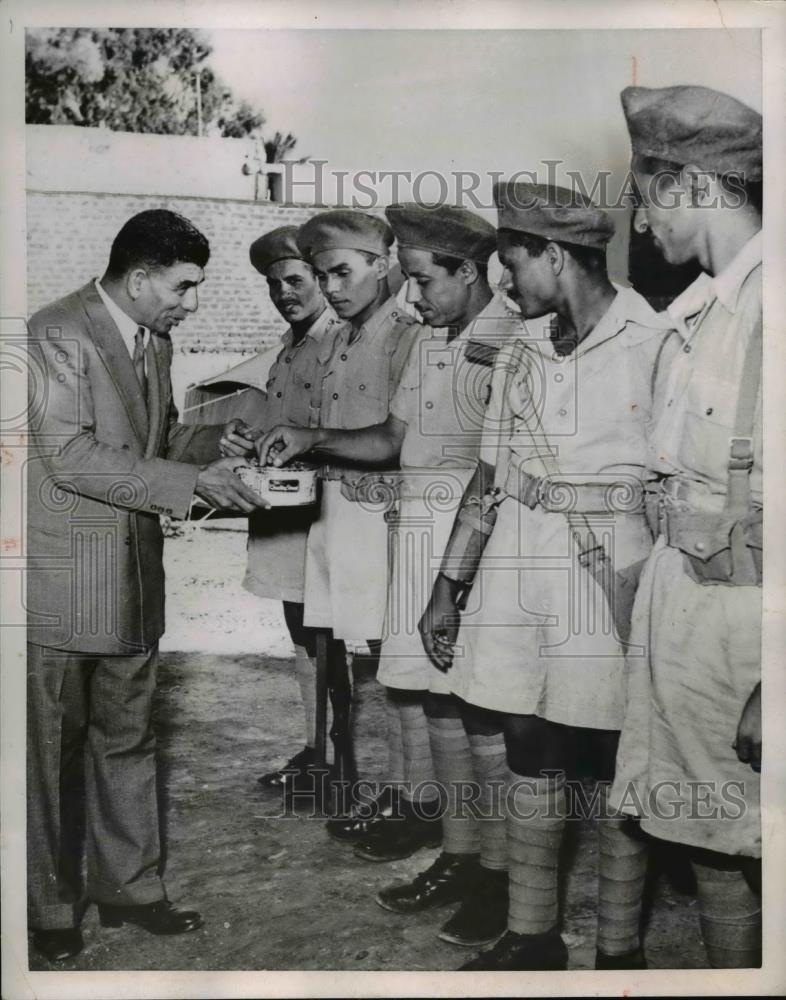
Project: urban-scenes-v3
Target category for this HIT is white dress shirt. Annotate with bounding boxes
[95,279,148,374]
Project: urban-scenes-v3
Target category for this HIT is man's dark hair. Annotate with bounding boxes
[503,229,607,275]
[106,209,210,278]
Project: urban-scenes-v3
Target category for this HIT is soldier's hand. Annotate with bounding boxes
[256,425,318,467]
[419,574,464,673]
[194,457,270,513]
[734,682,761,773]
[219,418,260,458]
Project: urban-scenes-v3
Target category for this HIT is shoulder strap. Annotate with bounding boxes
[726,315,762,515]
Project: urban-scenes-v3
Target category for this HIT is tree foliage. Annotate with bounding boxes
[25,28,268,139]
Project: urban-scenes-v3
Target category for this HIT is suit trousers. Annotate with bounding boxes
[27,641,166,930]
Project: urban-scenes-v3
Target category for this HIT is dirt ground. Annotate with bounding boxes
[28,523,710,973]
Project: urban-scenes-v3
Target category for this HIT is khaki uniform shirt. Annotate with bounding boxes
[650,231,762,502]
[317,292,424,488]
[256,305,341,431]
[390,294,522,472]
[244,305,341,605]
[482,284,671,483]
[449,284,673,728]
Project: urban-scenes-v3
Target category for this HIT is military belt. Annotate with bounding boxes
[503,465,645,515]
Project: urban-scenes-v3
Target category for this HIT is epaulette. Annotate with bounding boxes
[464,340,499,368]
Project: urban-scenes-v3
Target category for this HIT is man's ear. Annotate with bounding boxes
[126,267,147,301]
[459,260,480,285]
[545,241,565,276]
[681,162,716,209]
[374,254,390,281]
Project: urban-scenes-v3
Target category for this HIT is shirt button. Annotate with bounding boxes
[332,393,339,400]
[425,401,434,409]
[305,382,312,389]
[359,384,366,391]
[554,373,564,383]
[392,311,398,318]
[683,345,692,354]
[276,391,282,398]
[285,356,291,363]
[437,361,445,370]
[695,542,706,553]
[340,353,348,361]
[705,407,713,416]
[558,408,567,416]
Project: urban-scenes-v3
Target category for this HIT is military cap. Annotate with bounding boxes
[296,209,393,259]
[621,85,762,181]
[494,181,615,249]
[249,226,303,275]
[385,203,498,263]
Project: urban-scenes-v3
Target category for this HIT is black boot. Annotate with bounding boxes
[595,946,647,970]
[257,745,316,791]
[439,868,508,947]
[326,786,399,843]
[353,799,442,862]
[459,928,569,971]
[376,852,479,913]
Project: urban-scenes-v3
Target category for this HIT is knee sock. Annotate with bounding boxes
[427,717,479,855]
[384,692,405,788]
[395,696,436,808]
[294,645,317,748]
[506,772,566,935]
[468,731,508,871]
[692,859,762,968]
[596,791,649,956]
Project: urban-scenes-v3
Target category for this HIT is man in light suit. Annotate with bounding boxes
[25,209,263,963]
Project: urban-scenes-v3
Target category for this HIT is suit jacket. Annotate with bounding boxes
[26,281,223,654]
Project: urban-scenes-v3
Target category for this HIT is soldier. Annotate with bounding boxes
[609,85,763,969]
[259,205,522,889]
[237,225,342,792]
[280,210,430,851]
[420,182,673,970]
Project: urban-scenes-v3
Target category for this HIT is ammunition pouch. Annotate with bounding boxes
[662,506,762,587]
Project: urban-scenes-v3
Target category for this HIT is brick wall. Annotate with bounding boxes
[27,191,325,355]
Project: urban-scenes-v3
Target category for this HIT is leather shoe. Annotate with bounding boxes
[438,868,508,946]
[459,928,569,971]
[257,745,317,791]
[326,787,399,842]
[98,899,203,934]
[376,852,479,913]
[354,805,442,862]
[595,946,647,970]
[31,928,83,962]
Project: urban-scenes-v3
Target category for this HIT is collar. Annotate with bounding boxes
[352,291,402,342]
[537,283,669,360]
[281,304,338,350]
[667,230,762,337]
[95,279,147,347]
[709,229,762,314]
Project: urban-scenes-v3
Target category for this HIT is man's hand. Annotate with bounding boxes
[219,418,261,458]
[256,425,318,467]
[734,682,761,773]
[194,457,270,513]
[418,573,466,673]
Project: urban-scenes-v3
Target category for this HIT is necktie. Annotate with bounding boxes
[133,326,148,400]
